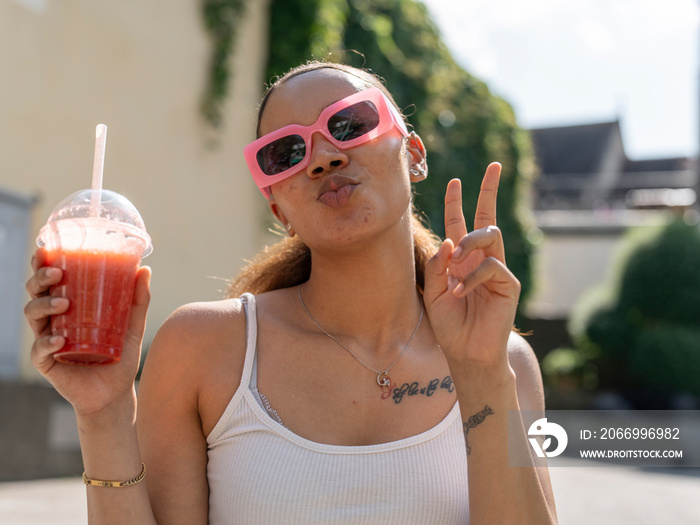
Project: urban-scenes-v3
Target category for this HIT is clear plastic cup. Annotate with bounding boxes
[37,189,152,365]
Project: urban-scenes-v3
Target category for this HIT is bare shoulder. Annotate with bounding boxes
[139,297,249,432]
[154,297,247,348]
[506,331,538,376]
[136,298,248,523]
[146,298,247,371]
[507,332,545,411]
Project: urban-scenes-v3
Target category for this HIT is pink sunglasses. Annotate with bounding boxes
[244,87,409,198]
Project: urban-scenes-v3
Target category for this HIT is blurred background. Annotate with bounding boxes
[1,0,699,522]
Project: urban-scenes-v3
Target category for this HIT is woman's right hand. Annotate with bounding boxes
[24,247,152,417]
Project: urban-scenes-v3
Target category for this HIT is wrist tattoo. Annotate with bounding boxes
[463,405,494,456]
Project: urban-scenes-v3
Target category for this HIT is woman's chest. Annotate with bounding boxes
[255,334,458,446]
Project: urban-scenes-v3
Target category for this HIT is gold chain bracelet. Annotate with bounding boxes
[82,463,146,488]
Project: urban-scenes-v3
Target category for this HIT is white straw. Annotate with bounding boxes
[90,124,107,217]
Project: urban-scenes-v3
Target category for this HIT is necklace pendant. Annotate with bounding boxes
[377,370,391,388]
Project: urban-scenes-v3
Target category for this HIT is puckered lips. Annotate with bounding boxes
[316,174,359,208]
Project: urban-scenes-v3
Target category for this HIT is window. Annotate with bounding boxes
[0,187,35,378]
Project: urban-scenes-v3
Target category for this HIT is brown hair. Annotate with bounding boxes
[254,61,404,138]
[227,61,440,298]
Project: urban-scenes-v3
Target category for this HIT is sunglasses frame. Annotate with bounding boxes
[244,87,409,198]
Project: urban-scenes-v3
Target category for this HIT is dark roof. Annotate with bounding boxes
[529,120,697,212]
[530,121,621,175]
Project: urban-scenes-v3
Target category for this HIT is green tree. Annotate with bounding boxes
[574,219,700,399]
[264,0,537,313]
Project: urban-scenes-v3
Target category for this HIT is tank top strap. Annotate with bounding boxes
[239,292,259,392]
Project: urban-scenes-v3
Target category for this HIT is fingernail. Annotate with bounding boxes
[453,282,465,295]
[50,297,67,307]
[46,267,59,278]
[49,336,62,346]
[452,246,463,259]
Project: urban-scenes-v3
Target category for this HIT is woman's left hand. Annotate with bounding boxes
[422,162,521,369]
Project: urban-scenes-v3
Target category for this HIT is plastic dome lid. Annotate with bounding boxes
[37,189,152,257]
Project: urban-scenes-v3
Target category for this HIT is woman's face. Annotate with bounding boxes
[259,69,425,252]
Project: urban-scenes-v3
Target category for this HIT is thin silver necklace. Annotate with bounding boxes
[297,284,424,391]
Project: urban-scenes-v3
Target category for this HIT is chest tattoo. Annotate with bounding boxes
[391,375,455,404]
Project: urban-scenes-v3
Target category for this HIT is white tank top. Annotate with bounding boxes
[206,293,470,524]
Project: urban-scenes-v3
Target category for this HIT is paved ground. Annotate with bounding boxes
[0,476,86,525]
[1,458,699,524]
[548,458,700,524]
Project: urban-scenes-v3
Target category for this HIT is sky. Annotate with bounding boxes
[421,0,700,160]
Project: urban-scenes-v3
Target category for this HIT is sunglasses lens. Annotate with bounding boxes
[257,134,306,176]
[328,101,380,142]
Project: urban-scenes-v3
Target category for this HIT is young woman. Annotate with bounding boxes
[25,62,557,524]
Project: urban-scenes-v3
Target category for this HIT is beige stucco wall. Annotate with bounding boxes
[527,210,672,320]
[527,233,621,319]
[1,0,272,379]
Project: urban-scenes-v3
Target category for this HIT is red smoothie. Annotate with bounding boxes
[45,245,142,365]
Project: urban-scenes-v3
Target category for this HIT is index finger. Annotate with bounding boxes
[31,247,48,273]
[444,178,467,243]
[473,162,502,231]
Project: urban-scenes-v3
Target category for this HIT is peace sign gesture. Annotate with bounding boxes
[423,162,521,369]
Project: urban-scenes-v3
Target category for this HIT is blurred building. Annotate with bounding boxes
[525,119,698,347]
[0,0,271,480]
[0,0,273,380]
[532,120,697,213]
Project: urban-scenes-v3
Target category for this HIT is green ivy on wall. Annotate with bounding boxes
[201,0,248,128]
[264,0,538,312]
